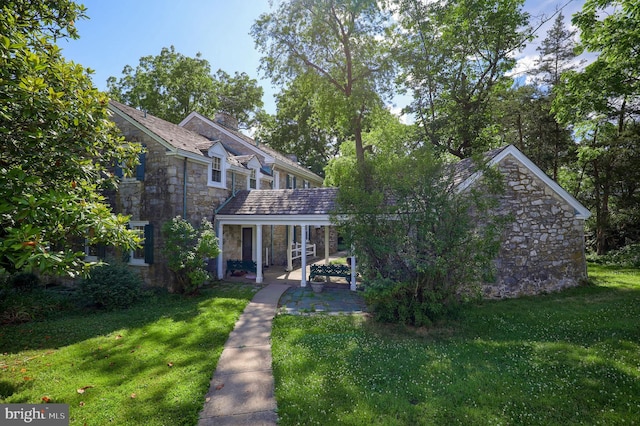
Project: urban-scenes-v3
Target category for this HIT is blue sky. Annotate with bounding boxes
[61,0,586,116]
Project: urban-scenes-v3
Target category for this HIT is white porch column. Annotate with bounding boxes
[350,248,356,291]
[324,226,330,265]
[256,225,263,284]
[301,225,307,287]
[216,221,224,280]
[286,225,293,271]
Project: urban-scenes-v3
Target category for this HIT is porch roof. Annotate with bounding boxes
[215,188,339,226]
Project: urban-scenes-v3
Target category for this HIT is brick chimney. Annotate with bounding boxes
[214,112,238,131]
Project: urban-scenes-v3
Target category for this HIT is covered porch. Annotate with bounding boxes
[214,188,357,290]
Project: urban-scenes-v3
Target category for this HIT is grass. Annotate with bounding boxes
[0,283,257,425]
[271,264,640,425]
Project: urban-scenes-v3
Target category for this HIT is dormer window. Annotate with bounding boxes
[206,142,228,189]
[211,156,222,183]
[249,169,257,189]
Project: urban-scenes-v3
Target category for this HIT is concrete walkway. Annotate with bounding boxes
[198,283,290,426]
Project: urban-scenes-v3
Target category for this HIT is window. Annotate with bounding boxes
[286,174,297,189]
[273,171,280,189]
[249,169,257,189]
[303,180,310,188]
[128,221,153,266]
[211,156,222,183]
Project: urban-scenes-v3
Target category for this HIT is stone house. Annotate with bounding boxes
[105,101,332,290]
[105,100,590,297]
[454,145,591,298]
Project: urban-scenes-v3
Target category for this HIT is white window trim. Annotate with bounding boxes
[273,171,280,189]
[247,167,261,190]
[208,154,227,189]
[129,220,150,266]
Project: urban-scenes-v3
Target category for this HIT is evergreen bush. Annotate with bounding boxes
[80,262,143,309]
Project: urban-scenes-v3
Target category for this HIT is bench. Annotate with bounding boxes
[309,264,352,284]
[226,259,257,276]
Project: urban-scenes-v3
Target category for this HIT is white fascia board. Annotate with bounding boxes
[109,104,177,154]
[178,111,199,127]
[179,112,276,163]
[166,149,210,165]
[459,145,592,220]
[216,214,335,226]
[273,161,324,185]
[229,164,250,175]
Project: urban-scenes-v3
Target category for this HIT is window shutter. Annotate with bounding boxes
[293,176,297,189]
[136,152,146,181]
[115,163,123,178]
[144,224,154,264]
[96,244,106,259]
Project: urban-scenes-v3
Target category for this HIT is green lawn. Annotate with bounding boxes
[272,265,640,425]
[0,283,257,425]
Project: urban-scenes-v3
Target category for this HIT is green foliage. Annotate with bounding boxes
[393,0,531,159]
[0,0,140,278]
[0,286,77,324]
[7,272,40,293]
[0,283,255,425]
[272,266,640,425]
[80,262,143,310]
[161,217,220,294]
[107,46,264,127]
[334,134,504,325]
[252,0,395,166]
[587,243,640,268]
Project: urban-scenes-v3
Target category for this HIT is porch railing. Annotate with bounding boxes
[290,241,316,260]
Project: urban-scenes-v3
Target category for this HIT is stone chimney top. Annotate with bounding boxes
[214,112,238,131]
[286,154,298,163]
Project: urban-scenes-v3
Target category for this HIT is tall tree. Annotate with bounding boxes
[257,73,344,177]
[0,0,140,277]
[529,12,580,180]
[394,0,531,159]
[554,0,640,254]
[107,46,264,128]
[251,0,395,169]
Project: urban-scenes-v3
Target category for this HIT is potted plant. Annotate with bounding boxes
[310,276,325,293]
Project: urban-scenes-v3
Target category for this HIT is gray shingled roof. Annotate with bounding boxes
[452,146,508,187]
[109,101,213,156]
[216,188,339,216]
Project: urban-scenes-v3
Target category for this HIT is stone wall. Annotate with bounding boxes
[111,114,229,291]
[481,156,588,298]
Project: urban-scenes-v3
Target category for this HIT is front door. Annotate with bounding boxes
[242,227,253,262]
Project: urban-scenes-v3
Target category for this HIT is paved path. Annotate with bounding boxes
[198,283,290,426]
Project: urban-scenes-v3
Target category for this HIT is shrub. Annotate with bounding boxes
[162,217,220,294]
[587,243,640,268]
[8,272,40,293]
[336,151,503,326]
[80,262,143,309]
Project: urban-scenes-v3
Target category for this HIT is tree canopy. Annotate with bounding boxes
[107,46,264,128]
[393,0,531,159]
[0,0,140,277]
[252,0,395,168]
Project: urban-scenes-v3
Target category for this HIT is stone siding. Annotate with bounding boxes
[111,114,229,291]
[481,157,588,298]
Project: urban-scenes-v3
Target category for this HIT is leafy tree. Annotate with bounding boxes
[528,12,580,180]
[334,144,503,326]
[553,0,640,254]
[257,73,346,176]
[161,217,219,294]
[394,0,531,159]
[107,46,264,128]
[0,0,140,277]
[252,0,395,169]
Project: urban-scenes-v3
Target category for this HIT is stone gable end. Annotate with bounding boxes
[482,156,588,298]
